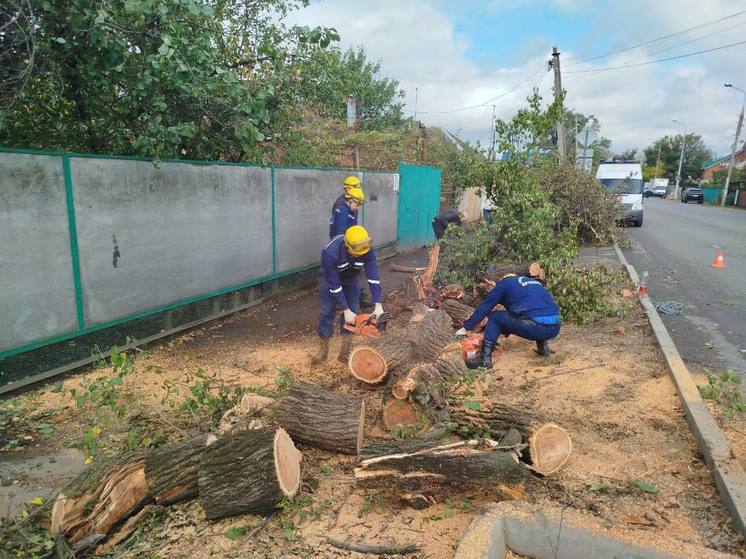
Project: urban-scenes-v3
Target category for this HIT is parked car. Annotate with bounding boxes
[652,185,667,197]
[681,187,703,204]
[643,187,654,198]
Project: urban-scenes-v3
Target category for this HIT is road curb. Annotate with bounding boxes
[613,243,746,539]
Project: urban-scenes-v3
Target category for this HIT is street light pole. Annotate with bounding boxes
[673,120,687,199]
[722,83,746,207]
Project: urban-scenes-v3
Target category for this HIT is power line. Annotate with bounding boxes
[411,63,547,115]
[566,9,746,68]
[566,39,746,74]
[643,19,746,59]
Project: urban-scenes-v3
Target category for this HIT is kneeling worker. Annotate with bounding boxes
[456,273,560,368]
[312,225,385,365]
[432,209,464,240]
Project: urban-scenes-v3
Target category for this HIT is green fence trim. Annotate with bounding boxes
[0,147,397,174]
[271,166,277,274]
[62,156,86,331]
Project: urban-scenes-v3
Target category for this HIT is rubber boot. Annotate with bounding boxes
[337,335,353,364]
[536,340,555,356]
[310,337,329,366]
[465,340,496,369]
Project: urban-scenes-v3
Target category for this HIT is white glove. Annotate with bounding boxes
[372,303,384,319]
[455,327,469,338]
[343,309,357,325]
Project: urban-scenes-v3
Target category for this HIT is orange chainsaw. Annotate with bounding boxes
[343,313,389,337]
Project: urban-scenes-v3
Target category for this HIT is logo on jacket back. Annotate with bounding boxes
[518,276,542,287]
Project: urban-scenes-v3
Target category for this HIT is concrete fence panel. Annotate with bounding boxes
[361,172,399,247]
[0,153,79,351]
[70,158,272,326]
[273,169,361,272]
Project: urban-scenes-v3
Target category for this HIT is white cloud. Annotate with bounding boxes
[289,0,746,156]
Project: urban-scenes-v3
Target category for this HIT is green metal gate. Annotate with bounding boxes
[396,163,442,250]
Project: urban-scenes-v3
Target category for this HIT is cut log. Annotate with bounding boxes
[349,310,454,385]
[274,381,365,454]
[356,439,528,488]
[419,243,440,293]
[528,423,572,476]
[144,433,212,506]
[198,427,300,520]
[448,400,539,440]
[50,457,150,544]
[349,332,415,384]
[390,263,427,273]
[408,301,433,323]
[391,353,470,402]
[441,299,475,327]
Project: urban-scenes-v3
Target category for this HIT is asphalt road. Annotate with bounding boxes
[622,197,746,375]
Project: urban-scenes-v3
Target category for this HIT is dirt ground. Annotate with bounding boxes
[3,262,746,558]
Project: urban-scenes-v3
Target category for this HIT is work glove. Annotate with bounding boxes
[454,327,469,338]
[372,303,384,319]
[343,309,357,325]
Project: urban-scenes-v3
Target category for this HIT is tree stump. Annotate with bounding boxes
[145,433,213,506]
[275,381,365,454]
[355,439,528,488]
[198,427,301,520]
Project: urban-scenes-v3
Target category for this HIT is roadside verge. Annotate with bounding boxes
[614,243,746,539]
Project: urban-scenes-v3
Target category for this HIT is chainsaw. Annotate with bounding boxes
[343,312,390,337]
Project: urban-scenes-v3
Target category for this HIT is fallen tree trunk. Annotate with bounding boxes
[198,427,301,520]
[50,456,150,544]
[349,310,454,384]
[145,433,214,506]
[275,381,365,454]
[448,400,539,440]
[441,299,475,327]
[355,439,528,488]
[391,352,469,402]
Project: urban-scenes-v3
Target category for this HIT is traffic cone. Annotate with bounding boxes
[711,250,726,269]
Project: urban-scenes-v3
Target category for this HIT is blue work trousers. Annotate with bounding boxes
[482,209,494,224]
[317,273,361,338]
[484,311,560,345]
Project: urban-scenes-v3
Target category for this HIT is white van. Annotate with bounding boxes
[596,160,644,227]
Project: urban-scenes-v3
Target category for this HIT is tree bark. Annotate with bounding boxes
[355,439,527,488]
[349,310,454,384]
[198,427,300,520]
[441,299,475,327]
[448,400,540,440]
[144,433,213,506]
[274,381,365,454]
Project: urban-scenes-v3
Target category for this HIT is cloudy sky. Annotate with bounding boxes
[287,0,746,158]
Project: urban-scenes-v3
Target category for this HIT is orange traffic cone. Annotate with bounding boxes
[711,250,726,269]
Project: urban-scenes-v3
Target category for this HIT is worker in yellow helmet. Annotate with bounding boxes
[329,186,364,238]
[332,176,362,217]
[311,225,385,365]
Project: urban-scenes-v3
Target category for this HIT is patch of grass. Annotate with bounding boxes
[357,492,386,518]
[634,479,658,494]
[0,399,58,451]
[0,509,56,558]
[699,370,746,413]
[278,493,316,541]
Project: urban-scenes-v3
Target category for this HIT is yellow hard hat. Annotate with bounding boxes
[343,176,361,190]
[345,186,365,205]
[344,225,372,256]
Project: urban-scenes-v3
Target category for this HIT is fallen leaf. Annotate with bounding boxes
[29,497,44,506]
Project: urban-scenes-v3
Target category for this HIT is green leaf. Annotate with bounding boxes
[52,380,64,393]
[320,466,332,475]
[589,482,609,492]
[634,479,658,493]
[54,37,66,44]
[462,400,481,410]
[224,526,247,541]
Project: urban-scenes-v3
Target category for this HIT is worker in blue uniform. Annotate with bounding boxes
[329,186,364,238]
[333,175,362,212]
[311,225,385,366]
[456,274,560,368]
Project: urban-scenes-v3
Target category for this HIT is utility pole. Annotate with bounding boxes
[414,87,418,122]
[722,83,745,206]
[673,119,686,199]
[653,143,661,186]
[551,46,567,160]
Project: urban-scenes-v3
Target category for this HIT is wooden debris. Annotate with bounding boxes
[198,427,301,520]
[275,381,365,454]
[355,439,528,489]
[327,537,422,555]
[441,299,475,327]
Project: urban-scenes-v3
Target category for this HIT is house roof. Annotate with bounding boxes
[701,147,746,170]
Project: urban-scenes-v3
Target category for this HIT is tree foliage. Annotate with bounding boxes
[0,0,338,160]
[643,134,713,185]
[287,46,405,130]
